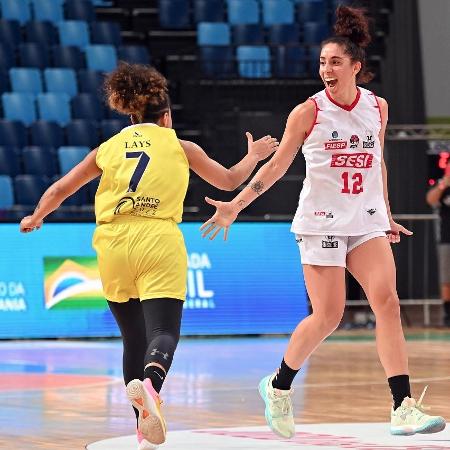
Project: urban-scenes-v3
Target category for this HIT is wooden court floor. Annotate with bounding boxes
[0,330,449,449]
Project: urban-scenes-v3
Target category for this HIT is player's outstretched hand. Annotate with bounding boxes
[386,220,413,244]
[246,132,279,162]
[200,197,240,241]
[20,215,43,233]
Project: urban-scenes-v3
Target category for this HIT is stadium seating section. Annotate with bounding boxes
[0,0,369,218]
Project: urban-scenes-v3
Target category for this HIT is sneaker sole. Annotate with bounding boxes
[127,379,166,445]
[391,418,446,436]
[390,426,415,436]
[415,418,446,434]
[258,376,295,439]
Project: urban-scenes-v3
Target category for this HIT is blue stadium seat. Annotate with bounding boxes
[227,0,259,25]
[275,45,307,77]
[14,174,50,206]
[0,120,28,147]
[30,121,65,147]
[199,46,235,78]
[0,70,9,94]
[57,146,90,175]
[22,146,58,176]
[261,0,294,25]
[268,23,300,45]
[65,0,96,22]
[193,0,225,22]
[0,0,31,25]
[0,19,21,47]
[9,68,43,94]
[0,175,14,208]
[78,69,104,93]
[58,21,90,49]
[117,45,151,65]
[25,21,58,46]
[303,21,329,45]
[159,0,191,29]
[44,68,78,98]
[2,93,37,125]
[296,1,328,23]
[197,23,231,46]
[52,45,86,70]
[232,24,264,45]
[31,0,64,23]
[19,43,50,69]
[66,120,99,147]
[37,93,71,126]
[91,21,122,46]
[72,93,105,121]
[0,44,15,68]
[85,45,117,71]
[237,45,271,78]
[100,119,126,141]
[0,146,21,177]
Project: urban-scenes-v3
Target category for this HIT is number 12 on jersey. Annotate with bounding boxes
[341,171,363,194]
[126,151,150,192]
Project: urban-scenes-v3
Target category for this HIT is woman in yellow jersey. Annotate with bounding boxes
[19,62,278,449]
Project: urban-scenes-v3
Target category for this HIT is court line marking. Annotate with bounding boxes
[2,375,450,398]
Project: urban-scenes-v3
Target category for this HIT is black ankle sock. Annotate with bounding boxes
[144,365,166,393]
[388,374,411,410]
[444,301,450,319]
[271,358,299,390]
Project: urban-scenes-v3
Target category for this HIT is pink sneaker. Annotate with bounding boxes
[126,378,167,445]
[137,429,158,450]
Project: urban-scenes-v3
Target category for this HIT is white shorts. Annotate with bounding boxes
[296,231,386,267]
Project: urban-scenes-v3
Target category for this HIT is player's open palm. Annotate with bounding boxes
[246,132,279,162]
[200,197,239,241]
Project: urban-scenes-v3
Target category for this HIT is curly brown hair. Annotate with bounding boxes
[322,6,374,84]
[103,62,170,122]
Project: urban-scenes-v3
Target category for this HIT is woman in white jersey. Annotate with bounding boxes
[200,6,445,438]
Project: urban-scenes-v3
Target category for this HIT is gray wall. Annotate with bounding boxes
[418,0,450,120]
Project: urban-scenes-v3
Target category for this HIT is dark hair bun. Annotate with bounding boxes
[334,6,371,48]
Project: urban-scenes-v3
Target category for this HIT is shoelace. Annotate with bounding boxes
[415,385,431,413]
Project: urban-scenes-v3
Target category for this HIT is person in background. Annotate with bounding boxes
[426,161,450,327]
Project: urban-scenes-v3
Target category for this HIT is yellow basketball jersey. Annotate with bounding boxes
[95,123,189,224]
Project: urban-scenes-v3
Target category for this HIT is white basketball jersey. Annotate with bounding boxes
[291,87,390,236]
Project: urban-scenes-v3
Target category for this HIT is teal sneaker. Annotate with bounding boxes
[258,373,295,439]
[390,386,446,435]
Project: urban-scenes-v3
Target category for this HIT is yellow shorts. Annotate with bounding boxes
[92,216,187,303]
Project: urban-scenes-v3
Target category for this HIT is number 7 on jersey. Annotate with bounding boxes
[126,151,150,192]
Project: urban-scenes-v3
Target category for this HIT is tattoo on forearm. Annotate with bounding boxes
[250,180,264,195]
[237,200,246,209]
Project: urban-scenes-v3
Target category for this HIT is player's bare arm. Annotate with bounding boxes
[200,100,315,240]
[20,149,102,232]
[378,96,412,242]
[180,133,278,191]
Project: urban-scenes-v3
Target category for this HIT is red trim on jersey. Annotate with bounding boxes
[305,97,319,139]
[370,91,383,124]
[325,87,361,112]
